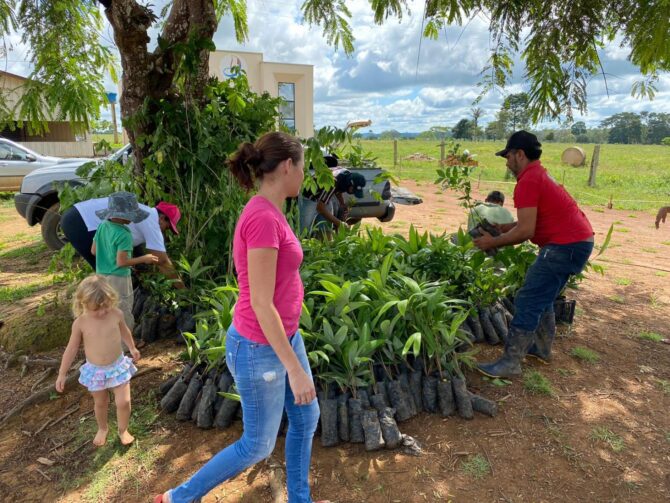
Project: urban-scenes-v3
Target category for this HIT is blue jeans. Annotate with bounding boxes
[169,326,320,503]
[512,240,594,332]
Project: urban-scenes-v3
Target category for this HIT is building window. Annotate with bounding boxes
[278,82,295,132]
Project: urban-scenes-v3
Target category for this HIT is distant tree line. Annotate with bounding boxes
[359,92,670,145]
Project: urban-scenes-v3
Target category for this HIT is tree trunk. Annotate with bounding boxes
[100,0,217,182]
[185,1,218,101]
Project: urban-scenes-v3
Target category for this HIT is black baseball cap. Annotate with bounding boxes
[335,170,366,198]
[324,154,339,168]
[495,130,542,158]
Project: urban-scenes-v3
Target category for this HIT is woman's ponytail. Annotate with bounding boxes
[228,142,263,190]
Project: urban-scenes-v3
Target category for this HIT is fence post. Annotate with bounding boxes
[393,140,398,168]
[588,144,600,187]
[440,141,445,165]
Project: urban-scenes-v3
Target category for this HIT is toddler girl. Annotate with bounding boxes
[56,275,141,446]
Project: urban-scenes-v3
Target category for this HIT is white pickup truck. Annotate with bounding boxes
[14,145,396,250]
[14,145,131,249]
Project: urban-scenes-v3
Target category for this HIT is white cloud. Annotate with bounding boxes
[1,0,668,132]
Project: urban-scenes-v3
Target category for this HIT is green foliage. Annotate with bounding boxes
[0,242,47,260]
[182,286,238,369]
[58,391,161,498]
[58,76,282,280]
[302,126,349,197]
[501,93,530,131]
[93,138,114,156]
[213,0,249,42]
[300,125,384,221]
[48,244,91,285]
[422,1,668,121]
[482,376,512,387]
[570,346,600,363]
[435,142,477,210]
[452,119,474,140]
[566,223,613,289]
[523,370,554,396]
[0,1,115,134]
[637,331,663,342]
[0,282,49,303]
[341,144,378,168]
[460,454,491,479]
[58,157,136,213]
[296,223,540,392]
[2,0,667,137]
[302,0,355,54]
[571,121,587,136]
[137,75,281,277]
[591,427,625,452]
[602,113,643,144]
[361,139,669,211]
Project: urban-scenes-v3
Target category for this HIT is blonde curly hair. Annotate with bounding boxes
[72,275,119,317]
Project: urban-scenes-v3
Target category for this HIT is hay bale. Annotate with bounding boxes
[561,146,586,167]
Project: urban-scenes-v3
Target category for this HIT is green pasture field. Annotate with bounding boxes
[359,140,670,211]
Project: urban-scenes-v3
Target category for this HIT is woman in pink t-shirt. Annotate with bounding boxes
[156,132,327,503]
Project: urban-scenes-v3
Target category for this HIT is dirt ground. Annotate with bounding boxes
[0,184,669,503]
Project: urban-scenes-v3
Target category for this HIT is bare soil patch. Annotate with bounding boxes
[0,185,669,502]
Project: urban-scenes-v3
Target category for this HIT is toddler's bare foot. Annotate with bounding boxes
[119,429,135,445]
[93,428,108,447]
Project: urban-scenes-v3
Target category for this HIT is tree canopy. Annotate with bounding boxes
[0,1,113,133]
[0,0,667,165]
[308,0,670,122]
[452,118,473,139]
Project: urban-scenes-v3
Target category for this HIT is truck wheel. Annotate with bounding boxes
[41,203,67,250]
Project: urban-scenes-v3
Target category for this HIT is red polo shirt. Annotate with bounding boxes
[514,160,593,247]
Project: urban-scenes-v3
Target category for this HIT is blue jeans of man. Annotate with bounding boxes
[169,325,320,503]
[512,240,594,332]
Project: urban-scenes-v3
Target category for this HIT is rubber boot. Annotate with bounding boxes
[527,311,556,363]
[477,326,535,378]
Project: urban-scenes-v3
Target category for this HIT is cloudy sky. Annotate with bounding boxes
[4,0,669,132]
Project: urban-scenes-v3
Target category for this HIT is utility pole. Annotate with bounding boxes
[106,92,119,144]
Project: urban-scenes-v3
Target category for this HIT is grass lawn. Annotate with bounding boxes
[90,133,124,154]
[359,140,670,211]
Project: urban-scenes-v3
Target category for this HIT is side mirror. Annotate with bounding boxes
[26,154,36,162]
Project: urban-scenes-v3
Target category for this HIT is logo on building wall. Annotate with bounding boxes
[221,55,248,79]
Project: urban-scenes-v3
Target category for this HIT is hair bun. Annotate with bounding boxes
[242,143,263,167]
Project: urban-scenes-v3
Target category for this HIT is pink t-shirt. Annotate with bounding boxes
[232,196,304,343]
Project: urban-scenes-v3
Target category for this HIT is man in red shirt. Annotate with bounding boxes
[474,131,594,377]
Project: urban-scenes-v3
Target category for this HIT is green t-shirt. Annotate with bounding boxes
[468,202,515,230]
[94,220,133,276]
